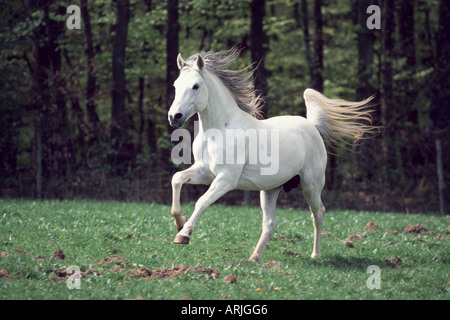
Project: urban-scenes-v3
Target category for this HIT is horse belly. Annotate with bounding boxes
[236,137,305,191]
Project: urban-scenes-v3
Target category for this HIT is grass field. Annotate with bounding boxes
[0,198,448,300]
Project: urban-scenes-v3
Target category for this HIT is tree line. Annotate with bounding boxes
[0,0,448,214]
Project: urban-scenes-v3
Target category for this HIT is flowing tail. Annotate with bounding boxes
[304,88,378,149]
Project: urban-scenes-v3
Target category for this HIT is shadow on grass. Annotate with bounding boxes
[308,254,387,271]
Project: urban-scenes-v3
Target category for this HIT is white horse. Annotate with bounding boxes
[168,48,376,261]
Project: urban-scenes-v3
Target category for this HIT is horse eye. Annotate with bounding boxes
[192,84,200,90]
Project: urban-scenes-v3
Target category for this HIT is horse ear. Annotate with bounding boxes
[177,53,185,70]
[196,55,204,70]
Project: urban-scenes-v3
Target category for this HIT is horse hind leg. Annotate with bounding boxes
[301,175,326,259]
[249,187,282,262]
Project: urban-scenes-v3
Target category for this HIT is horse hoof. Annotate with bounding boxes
[173,234,190,244]
[248,254,260,262]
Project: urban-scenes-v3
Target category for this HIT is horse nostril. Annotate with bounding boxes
[174,113,183,120]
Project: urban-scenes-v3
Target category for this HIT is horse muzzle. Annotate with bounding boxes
[168,112,186,128]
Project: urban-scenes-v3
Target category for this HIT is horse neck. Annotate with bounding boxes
[197,71,251,131]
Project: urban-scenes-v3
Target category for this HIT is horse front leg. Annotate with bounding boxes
[173,172,238,244]
[171,163,213,232]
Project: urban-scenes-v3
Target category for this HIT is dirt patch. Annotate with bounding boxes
[402,224,431,234]
[281,249,301,258]
[0,269,10,279]
[262,260,282,269]
[98,255,129,266]
[52,249,65,260]
[14,249,29,255]
[273,236,297,244]
[436,231,450,240]
[384,257,402,268]
[346,232,365,242]
[192,266,221,279]
[152,265,189,279]
[364,222,380,232]
[345,241,354,248]
[128,265,220,280]
[51,268,96,282]
[224,275,237,284]
[128,267,153,279]
[48,255,221,282]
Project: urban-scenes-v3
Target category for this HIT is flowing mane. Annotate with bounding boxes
[183,48,264,118]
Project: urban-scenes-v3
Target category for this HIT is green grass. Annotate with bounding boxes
[0,198,448,300]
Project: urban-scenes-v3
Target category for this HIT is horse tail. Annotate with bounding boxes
[303,88,378,149]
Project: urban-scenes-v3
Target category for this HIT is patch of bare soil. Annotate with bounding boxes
[192,266,221,279]
[128,265,220,280]
[262,260,282,269]
[344,230,367,248]
[0,269,11,279]
[364,222,380,232]
[281,249,301,258]
[384,257,402,268]
[45,255,220,282]
[435,230,450,240]
[128,267,153,279]
[52,249,65,260]
[272,236,297,244]
[402,224,432,234]
[224,275,237,284]
[345,241,354,248]
[345,231,365,248]
[98,255,130,266]
[51,268,96,282]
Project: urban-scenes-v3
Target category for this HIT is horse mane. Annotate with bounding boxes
[184,47,264,119]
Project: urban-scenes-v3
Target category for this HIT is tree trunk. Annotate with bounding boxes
[398,0,418,128]
[136,77,145,157]
[166,0,179,110]
[380,0,395,191]
[356,0,375,101]
[36,123,42,199]
[80,0,101,142]
[354,0,376,183]
[311,0,335,188]
[29,0,71,196]
[110,0,131,175]
[164,0,180,171]
[430,0,450,214]
[398,0,415,67]
[311,0,323,93]
[294,0,314,85]
[250,0,268,118]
